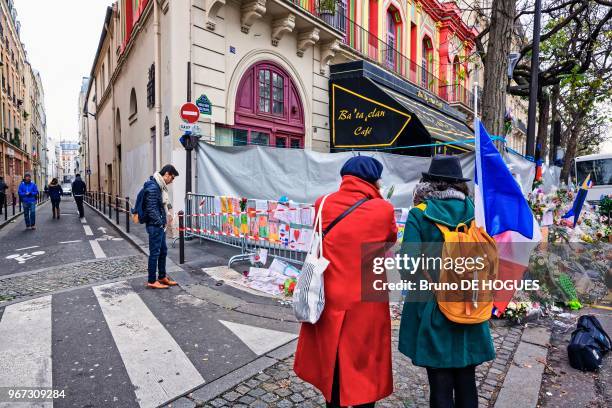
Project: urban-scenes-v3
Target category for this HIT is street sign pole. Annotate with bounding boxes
[179,102,200,194]
[526,0,542,159]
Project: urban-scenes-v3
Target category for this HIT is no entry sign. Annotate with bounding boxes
[180,102,200,124]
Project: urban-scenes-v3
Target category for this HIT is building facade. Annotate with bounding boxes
[78,77,90,184]
[58,141,79,184]
[0,0,46,198]
[84,0,478,211]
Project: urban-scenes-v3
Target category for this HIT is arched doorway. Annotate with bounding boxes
[221,61,305,148]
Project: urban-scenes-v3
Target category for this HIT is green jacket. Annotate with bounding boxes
[398,197,495,368]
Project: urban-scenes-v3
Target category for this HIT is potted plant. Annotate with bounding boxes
[318,0,336,26]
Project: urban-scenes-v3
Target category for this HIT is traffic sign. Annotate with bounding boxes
[180,102,200,123]
[179,123,201,134]
[196,95,212,115]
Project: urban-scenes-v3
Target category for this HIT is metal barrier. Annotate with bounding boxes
[181,193,314,267]
[85,191,132,233]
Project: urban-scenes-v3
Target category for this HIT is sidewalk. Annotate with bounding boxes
[538,307,612,407]
[86,202,612,408]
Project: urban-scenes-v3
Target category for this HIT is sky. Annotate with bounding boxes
[15,0,113,143]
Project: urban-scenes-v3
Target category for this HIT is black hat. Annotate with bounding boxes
[422,156,470,183]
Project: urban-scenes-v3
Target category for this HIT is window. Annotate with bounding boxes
[258,69,271,113]
[147,64,155,108]
[258,69,284,116]
[421,36,434,91]
[129,88,137,123]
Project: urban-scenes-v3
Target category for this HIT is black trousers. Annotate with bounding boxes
[0,193,4,213]
[426,366,478,408]
[325,358,376,408]
[74,196,85,218]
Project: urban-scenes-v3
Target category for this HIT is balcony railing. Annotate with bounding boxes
[289,1,476,110]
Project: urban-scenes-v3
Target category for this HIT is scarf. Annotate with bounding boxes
[153,172,172,210]
[412,181,466,206]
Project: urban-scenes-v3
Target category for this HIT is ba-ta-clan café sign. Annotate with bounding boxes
[331,83,411,148]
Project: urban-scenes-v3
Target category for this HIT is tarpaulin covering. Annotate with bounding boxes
[197,142,536,207]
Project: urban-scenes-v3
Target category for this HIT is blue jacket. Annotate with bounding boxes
[18,181,39,204]
[143,177,166,227]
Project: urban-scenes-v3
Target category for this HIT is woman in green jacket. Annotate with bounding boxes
[398,156,495,408]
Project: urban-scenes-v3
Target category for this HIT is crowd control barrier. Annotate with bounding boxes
[180,193,315,266]
[178,193,410,267]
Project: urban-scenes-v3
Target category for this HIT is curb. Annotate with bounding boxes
[84,200,149,256]
[494,326,551,408]
[83,201,186,275]
[161,339,298,408]
[0,199,49,230]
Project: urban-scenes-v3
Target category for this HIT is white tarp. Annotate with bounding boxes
[196,142,534,207]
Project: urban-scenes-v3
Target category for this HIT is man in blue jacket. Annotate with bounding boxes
[143,164,179,289]
[18,172,39,230]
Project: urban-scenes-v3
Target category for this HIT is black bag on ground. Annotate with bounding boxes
[567,315,611,371]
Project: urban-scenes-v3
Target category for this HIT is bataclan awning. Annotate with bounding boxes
[329,61,474,156]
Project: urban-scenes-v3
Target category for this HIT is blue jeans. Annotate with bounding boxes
[23,202,36,227]
[146,225,167,283]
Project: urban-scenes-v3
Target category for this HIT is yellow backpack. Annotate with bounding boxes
[416,203,499,324]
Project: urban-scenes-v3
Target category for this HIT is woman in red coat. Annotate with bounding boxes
[294,156,398,407]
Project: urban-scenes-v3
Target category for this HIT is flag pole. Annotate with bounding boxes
[473,82,479,120]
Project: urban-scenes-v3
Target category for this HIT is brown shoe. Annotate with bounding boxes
[147,281,169,289]
[158,277,178,286]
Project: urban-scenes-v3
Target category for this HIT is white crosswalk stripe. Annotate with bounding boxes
[0,281,298,408]
[93,282,205,408]
[0,296,53,408]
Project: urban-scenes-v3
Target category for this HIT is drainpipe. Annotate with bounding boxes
[154,0,162,168]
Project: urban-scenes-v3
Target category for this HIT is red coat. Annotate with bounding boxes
[294,175,398,406]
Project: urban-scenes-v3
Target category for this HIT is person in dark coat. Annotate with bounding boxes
[71,174,87,218]
[143,164,179,289]
[48,178,63,219]
[0,176,7,214]
[398,156,495,408]
[294,156,398,408]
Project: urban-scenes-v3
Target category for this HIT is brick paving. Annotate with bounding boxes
[0,255,147,304]
[171,323,523,408]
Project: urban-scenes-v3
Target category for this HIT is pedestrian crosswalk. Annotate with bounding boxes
[0,280,298,408]
[0,296,53,408]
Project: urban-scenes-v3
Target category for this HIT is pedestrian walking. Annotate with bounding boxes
[71,174,87,218]
[398,156,495,408]
[143,164,179,289]
[48,178,63,219]
[18,172,39,230]
[0,176,7,214]
[294,156,398,408]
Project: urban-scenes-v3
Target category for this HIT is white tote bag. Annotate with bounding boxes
[292,194,331,324]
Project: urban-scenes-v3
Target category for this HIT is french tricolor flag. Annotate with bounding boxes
[474,120,541,316]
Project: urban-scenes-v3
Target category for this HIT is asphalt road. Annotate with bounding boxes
[0,197,299,408]
[0,197,137,276]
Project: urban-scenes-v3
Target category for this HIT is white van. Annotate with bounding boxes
[574,153,612,201]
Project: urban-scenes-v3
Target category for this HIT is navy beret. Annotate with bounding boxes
[340,156,383,184]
